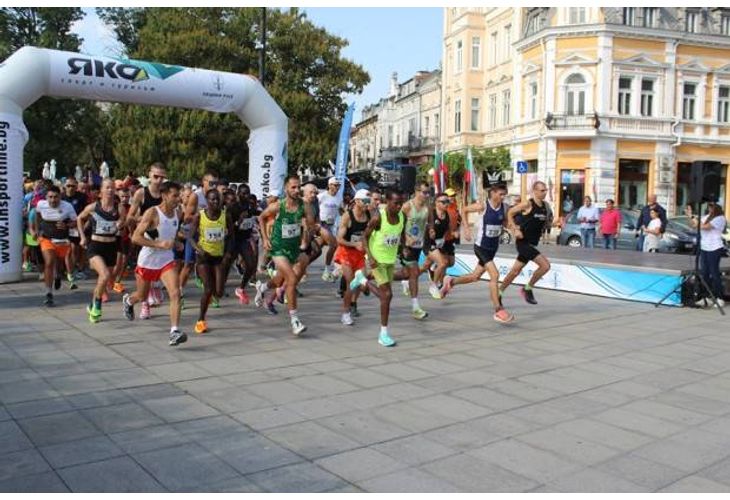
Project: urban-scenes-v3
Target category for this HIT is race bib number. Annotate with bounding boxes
[484,225,502,238]
[435,238,445,249]
[205,227,224,242]
[51,238,70,245]
[281,223,301,239]
[68,228,79,237]
[351,234,363,243]
[384,234,400,247]
[240,218,255,230]
[97,220,117,235]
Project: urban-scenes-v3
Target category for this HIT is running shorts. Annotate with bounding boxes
[516,240,541,264]
[39,237,71,258]
[135,260,176,282]
[372,263,395,287]
[400,246,423,266]
[270,247,300,265]
[334,245,366,272]
[196,252,223,267]
[473,245,497,267]
[87,240,118,267]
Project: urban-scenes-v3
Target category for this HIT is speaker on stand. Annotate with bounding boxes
[400,165,417,195]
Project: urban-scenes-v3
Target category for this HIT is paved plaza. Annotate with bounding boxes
[1,265,730,492]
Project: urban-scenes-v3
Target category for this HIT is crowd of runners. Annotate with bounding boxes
[22,162,552,348]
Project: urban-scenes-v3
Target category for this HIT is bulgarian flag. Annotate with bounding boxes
[433,146,441,194]
[464,146,478,203]
[439,150,448,192]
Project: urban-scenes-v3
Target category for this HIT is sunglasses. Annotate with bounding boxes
[438,199,450,204]
[65,184,77,188]
[151,174,165,180]
[420,190,430,195]
[358,198,371,204]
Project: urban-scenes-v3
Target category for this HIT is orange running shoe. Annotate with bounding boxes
[112,282,125,294]
[194,320,208,334]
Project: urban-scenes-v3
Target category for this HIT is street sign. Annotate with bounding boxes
[516,160,528,174]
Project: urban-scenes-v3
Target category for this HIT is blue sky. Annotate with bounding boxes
[72,7,443,122]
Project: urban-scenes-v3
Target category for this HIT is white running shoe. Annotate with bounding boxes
[322,269,335,282]
[401,280,410,297]
[291,317,307,336]
[341,312,354,326]
[429,284,442,300]
[254,281,267,308]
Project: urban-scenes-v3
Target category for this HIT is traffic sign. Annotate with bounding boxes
[516,160,528,174]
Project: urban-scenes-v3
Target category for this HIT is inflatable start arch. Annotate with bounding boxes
[0,46,288,283]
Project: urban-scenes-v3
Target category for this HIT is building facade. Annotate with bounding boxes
[443,7,730,217]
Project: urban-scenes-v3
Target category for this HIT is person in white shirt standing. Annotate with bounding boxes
[687,202,727,307]
[642,209,662,253]
[318,177,342,282]
[576,196,599,249]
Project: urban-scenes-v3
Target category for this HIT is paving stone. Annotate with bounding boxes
[659,475,730,492]
[133,443,240,491]
[82,402,164,433]
[595,454,687,491]
[290,374,360,396]
[0,379,60,403]
[262,420,361,459]
[593,407,683,438]
[330,367,395,388]
[47,373,116,396]
[553,418,654,451]
[517,427,623,466]
[18,411,100,447]
[421,453,540,492]
[140,395,219,423]
[248,462,350,493]
[196,431,302,475]
[372,434,456,466]
[173,415,246,440]
[65,389,132,409]
[194,386,271,414]
[315,447,408,482]
[6,396,73,419]
[109,424,188,454]
[122,383,187,401]
[547,467,648,492]
[372,401,456,433]
[231,405,307,430]
[188,475,264,492]
[0,471,69,492]
[39,435,124,469]
[245,380,320,405]
[357,467,463,493]
[450,386,529,412]
[0,449,50,482]
[58,456,165,492]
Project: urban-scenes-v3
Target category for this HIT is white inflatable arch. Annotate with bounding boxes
[0,46,288,283]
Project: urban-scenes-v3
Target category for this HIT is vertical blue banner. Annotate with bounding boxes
[335,102,356,205]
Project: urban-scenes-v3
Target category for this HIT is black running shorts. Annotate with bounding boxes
[473,245,497,267]
[87,240,118,267]
[516,240,541,264]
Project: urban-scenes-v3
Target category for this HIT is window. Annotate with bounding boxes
[434,113,440,139]
[686,10,698,33]
[454,99,462,134]
[424,116,430,137]
[618,77,632,115]
[641,79,654,117]
[530,82,538,119]
[502,90,511,126]
[470,98,480,132]
[569,7,586,24]
[504,25,512,61]
[623,7,636,26]
[409,117,417,138]
[388,125,393,147]
[683,82,696,120]
[456,40,463,73]
[718,86,730,122]
[565,73,586,115]
[488,94,497,128]
[471,36,480,69]
[722,14,730,35]
[490,32,498,66]
[643,7,657,28]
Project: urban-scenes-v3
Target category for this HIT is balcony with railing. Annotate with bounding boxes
[604,115,673,136]
[545,113,600,131]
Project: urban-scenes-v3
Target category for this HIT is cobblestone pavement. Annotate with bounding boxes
[0,265,729,492]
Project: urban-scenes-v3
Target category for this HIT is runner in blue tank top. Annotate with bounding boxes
[441,184,514,324]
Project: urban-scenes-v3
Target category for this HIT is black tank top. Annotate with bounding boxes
[140,187,161,215]
[344,209,369,243]
[91,202,120,237]
[519,199,548,245]
[432,209,450,240]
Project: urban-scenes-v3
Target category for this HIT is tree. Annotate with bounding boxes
[0,8,112,177]
[416,146,511,193]
[98,7,370,181]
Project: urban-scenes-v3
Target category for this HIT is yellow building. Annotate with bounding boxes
[443,7,730,216]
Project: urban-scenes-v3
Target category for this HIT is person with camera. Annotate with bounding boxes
[687,203,727,308]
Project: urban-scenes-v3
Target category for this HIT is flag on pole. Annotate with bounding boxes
[334,102,356,206]
[433,145,441,194]
[439,151,447,192]
[464,146,478,203]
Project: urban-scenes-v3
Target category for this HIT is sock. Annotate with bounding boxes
[411,298,420,310]
[524,284,533,291]
[170,326,178,333]
[380,325,388,335]
[45,287,52,295]
[289,309,298,320]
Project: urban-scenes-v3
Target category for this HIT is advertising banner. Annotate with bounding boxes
[334,102,355,204]
[248,126,287,199]
[0,113,28,283]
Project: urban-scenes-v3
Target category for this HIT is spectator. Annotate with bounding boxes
[688,203,727,307]
[637,194,667,251]
[577,196,599,248]
[643,208,662,253]
[599,199,621,249]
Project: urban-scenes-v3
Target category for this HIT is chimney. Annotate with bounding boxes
[389,72,398,98]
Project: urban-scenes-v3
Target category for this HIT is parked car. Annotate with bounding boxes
[671,214,730,247]
[558,208,696,253]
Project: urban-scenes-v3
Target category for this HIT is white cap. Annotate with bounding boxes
[328,176,341,185]
[354,189,370,200]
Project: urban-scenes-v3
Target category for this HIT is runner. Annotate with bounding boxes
[190,189,233,334]
[111,185,132,295]
[32,186,77,306]
[441,184,514,323]
[350,188,405,347]
[397,182,431,320]
[254,175,315,335]
[231,185,260,305]
[499,181,552,304]
[318,177,342,282]
[424,193,455,299]
[181,170,219,292]
[123,181,187,346]
[334,189,370,326]
[77,179,126,323]
[62,178,88,289]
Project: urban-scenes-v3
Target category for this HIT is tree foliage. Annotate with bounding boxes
[0,8,112,177]
[417,146,511,192]
[98,7,370,181]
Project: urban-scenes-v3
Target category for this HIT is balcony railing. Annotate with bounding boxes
[545,113,599,130]
[605,115,673,135]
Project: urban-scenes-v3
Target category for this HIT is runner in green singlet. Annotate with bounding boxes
[255,175,315,336]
